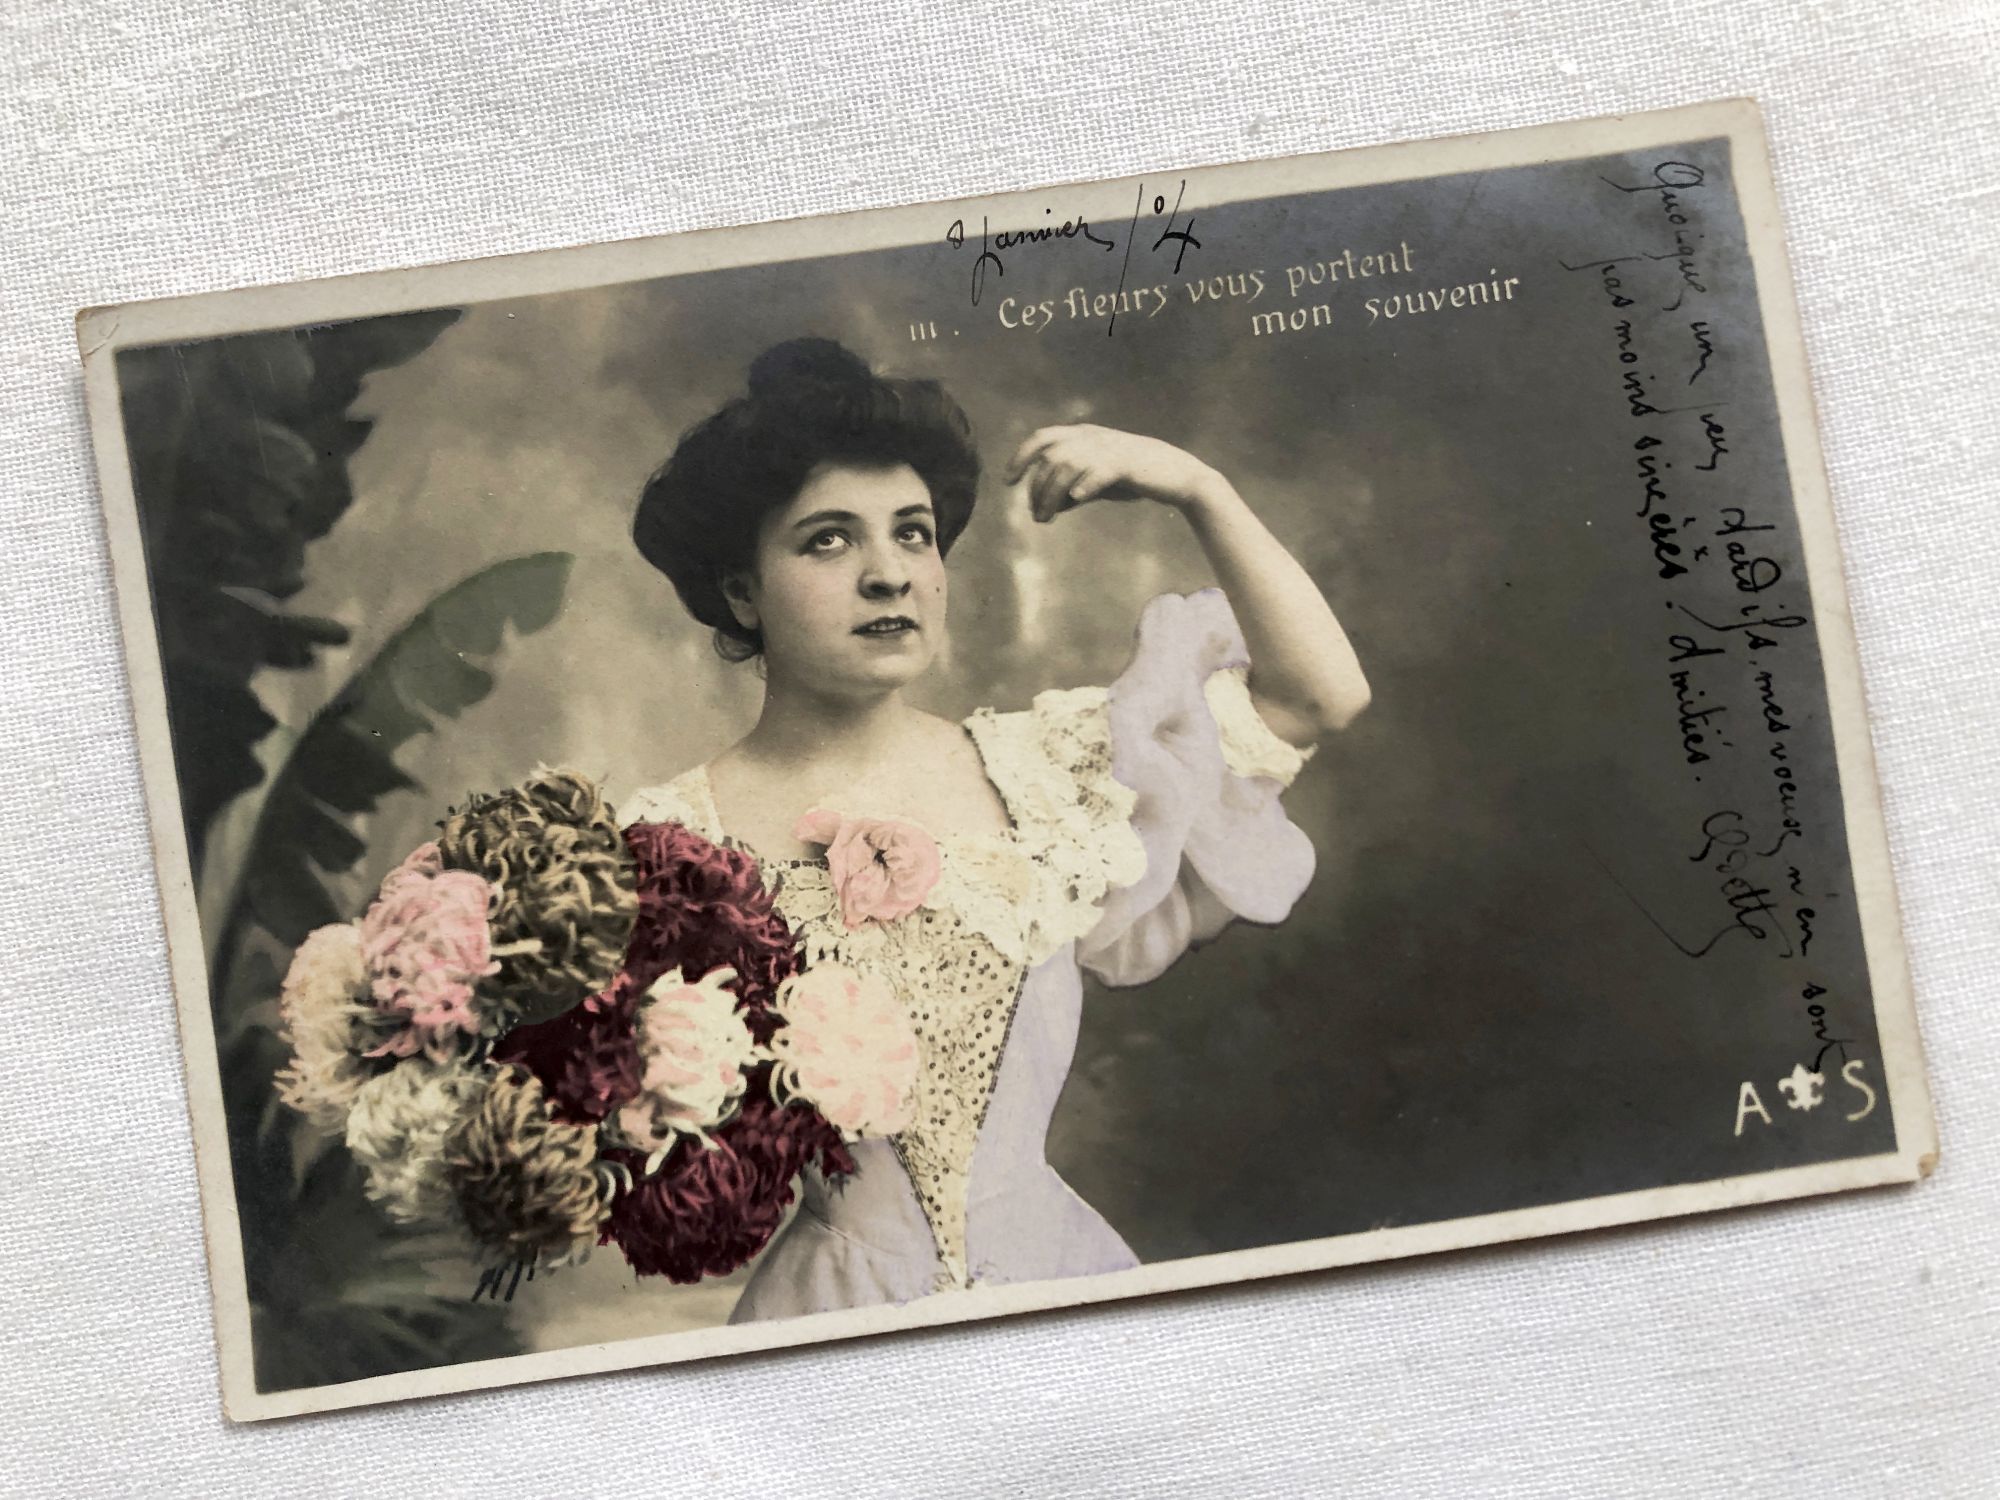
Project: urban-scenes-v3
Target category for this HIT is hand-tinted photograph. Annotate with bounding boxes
[78,99,1933,1420]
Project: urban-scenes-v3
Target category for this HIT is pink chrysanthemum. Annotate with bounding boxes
[768,963,918,1138]
[616,967,762,1159]
[359,841,499,1061]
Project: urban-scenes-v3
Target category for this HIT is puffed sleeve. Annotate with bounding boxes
[1074,589,1319,987]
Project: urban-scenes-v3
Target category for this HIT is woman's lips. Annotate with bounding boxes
[853,616,918,636]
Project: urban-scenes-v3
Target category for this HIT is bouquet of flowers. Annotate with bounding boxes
[272,766,920,1298]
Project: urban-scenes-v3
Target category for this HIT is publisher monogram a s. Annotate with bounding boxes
[1733,1059,1877,1137]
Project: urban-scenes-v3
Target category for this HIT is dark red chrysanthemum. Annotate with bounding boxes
[488,817,850,1280]
[603,1071,857,1282]
[489,977,643,1125]
[619,821,801,1042]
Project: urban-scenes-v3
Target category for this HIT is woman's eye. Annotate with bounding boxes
[806,530,847,554]
[898,523,935,546]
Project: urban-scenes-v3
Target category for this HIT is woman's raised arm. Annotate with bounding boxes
[1006,424,1371,747]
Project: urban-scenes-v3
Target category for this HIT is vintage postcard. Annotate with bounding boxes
[77,97,1935,1420]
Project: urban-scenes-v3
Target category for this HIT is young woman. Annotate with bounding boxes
[626,337,1370,1322]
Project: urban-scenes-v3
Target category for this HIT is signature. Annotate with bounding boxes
[1579,810,1803,963]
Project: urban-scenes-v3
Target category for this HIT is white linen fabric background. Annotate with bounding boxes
[4,1,1996,1494]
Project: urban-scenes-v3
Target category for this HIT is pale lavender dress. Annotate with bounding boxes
[625,589,1318,1321]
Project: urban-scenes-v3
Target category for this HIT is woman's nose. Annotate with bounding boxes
[859,547,912,598]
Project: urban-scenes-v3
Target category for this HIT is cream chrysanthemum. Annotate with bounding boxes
[345,1056,493,1226]
[274,923,378,1133]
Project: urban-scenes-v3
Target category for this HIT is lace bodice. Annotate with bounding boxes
[623,600,1312,1288]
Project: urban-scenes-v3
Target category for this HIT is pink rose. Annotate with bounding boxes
[769,963,919,1138]
[792,810,942,929]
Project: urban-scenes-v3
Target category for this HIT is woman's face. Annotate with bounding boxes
[730,461,948,695]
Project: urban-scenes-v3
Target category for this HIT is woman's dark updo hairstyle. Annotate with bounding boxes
[633,337,980,662]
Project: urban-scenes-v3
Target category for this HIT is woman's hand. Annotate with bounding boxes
[1004,424,1225,522]
[1007,422,1371,746]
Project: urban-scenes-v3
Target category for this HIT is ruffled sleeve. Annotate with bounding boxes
[1073,589,1319,988]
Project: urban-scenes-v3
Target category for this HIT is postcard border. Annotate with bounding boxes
[74,95,1936,1424]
